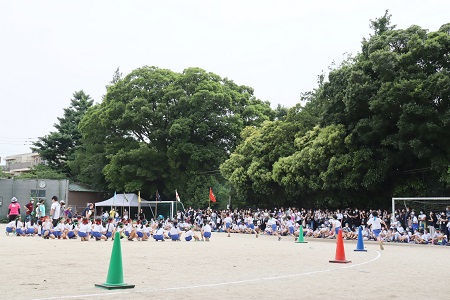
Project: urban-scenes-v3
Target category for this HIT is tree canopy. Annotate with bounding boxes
[32,90,93,176]
[72,67,275,206]
[34,14,450,210]
[222,16,450,208]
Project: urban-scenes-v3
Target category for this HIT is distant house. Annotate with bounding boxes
[5,152,43,175]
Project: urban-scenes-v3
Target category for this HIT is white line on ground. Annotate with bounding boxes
[32,250,381,300]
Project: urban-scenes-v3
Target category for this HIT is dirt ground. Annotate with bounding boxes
[0,224,449,300]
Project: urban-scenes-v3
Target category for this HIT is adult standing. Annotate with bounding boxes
[38,199,46,219]
[7,197,21,222]
[427,211,437,239]
[138,209,145,221]
[82,203,94,218]
[59,200,66,219]
[49,196,61,227]
[25,199,34,222]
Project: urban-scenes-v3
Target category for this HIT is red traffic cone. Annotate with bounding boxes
[329,229,351,264]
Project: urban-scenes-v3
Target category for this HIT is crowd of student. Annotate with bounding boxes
[177,206,450,246]
[5,196,450,246]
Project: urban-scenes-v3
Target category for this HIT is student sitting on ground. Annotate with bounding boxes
[184,226,200,241]
[169,221,182,241]
[78,217,91,241]
[153,223,165,241]
[201,222,212,241]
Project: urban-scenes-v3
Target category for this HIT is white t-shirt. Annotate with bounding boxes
[92,223,104,232]
[43,220,53,230]
[16,221,24,229]
[78,223,91,233]
[51,202,61,219]
[7,221,16,228]
[203,224,212,233]
[105,222,115,233]
[331,219,341,229]
[367,217,382,230]
[169,226,180,236]
[185,229,193,238]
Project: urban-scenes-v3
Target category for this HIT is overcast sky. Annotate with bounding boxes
[1,0,449,163]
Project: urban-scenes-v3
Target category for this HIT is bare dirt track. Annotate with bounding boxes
[1,224,449,300]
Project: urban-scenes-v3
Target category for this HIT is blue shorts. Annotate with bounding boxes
[335,227,341,235]
[92,231,102,238]
[289,227,294,234]
[203,232,211,238]
[42,229,50,236]
[125,231,130,237]
[78,232,88,237]
[26,228,35,234]
[248,224,255,230]
[271,224,277,231]
[16,228,24,235]
[68,231,75,238]
[171,234,179,241]
[226,223,231,229]
[6,227,13,233]
[54,231,62,237]
[185,236,192,241]
[153,234,164,241]
[137,232,144,238]
[105,232,112,238]
[373,229,381,237]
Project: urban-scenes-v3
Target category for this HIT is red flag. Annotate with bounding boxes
[209,187,217,203]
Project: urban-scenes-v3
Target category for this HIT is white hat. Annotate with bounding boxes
[11,197,17,203]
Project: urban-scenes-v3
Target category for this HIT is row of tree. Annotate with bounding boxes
[31,13,450,209]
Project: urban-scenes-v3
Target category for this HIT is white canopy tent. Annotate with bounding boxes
[94,193,151,207]
[94,193,184,220]
[94,193,152,219]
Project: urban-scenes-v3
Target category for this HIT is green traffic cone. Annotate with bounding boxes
[95,232,135,289]
[295,225,308,243]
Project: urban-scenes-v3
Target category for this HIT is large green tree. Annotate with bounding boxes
[223,14,450,209]
[74,67,274,206]
[32,90,94,176]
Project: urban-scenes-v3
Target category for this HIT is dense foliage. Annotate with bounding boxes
[71,67,275,206]
[32,91,93,176]
[222,13,450,209]
[34,14,450,210]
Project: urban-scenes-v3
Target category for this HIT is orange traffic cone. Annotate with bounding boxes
[329,229,351,264]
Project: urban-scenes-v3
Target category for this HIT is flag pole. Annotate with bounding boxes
[122,192,124,219]
[155,191,158,222]
[175,190,178,221]
[137,191,141,217]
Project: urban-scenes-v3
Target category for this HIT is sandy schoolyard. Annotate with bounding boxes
[0,224,449,300]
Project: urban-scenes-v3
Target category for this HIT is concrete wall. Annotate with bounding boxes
[0,179,69,220]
